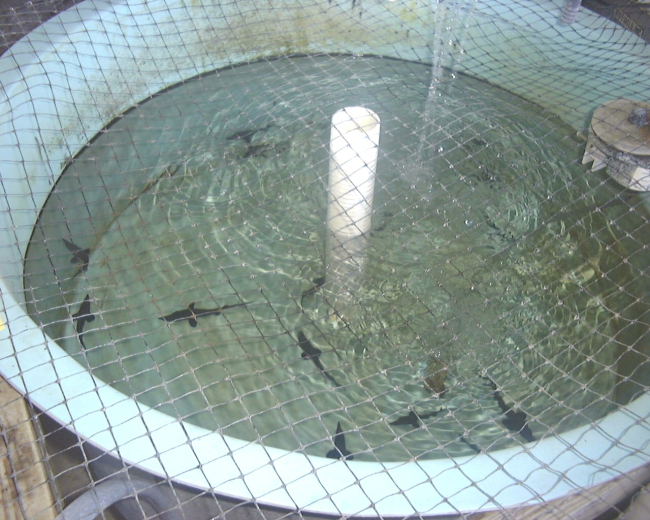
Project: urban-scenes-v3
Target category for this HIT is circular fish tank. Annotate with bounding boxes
[1,0,649,517]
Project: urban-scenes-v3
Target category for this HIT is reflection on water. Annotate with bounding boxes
[24,56,650,461]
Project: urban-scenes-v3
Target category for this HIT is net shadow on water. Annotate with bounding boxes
[24,55,650,462]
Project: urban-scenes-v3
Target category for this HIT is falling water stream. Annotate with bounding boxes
[24,55,650,461]
[420,0,476,156]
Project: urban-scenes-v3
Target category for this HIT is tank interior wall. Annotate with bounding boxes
[2,0,649,292]
[3,0,649,307]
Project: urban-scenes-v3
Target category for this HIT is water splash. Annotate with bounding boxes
[419,0,478,161]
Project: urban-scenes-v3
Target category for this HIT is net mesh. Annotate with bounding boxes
[0,1,649,519]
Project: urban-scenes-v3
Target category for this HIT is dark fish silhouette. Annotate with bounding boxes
[63,239,90,276]
[225,124,272,144]
[301,276,326,298]
[482,376,535,442]
[159,301,248,327]
[326,421,354,460]
[496,393,536,442]
[459,434,482,454]
[389,410,439,428]
[370,211,394,235]
[72,294,95,349]
[297,331,342,387]
[242,143,273,159]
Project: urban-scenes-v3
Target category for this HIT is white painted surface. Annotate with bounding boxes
[327,107,380,238]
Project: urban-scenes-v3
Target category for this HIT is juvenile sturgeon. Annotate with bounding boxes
[297,331,342,387]
[482,376,535,442]
[300,275,326,306]
[159,301,248,327]
[225,124,273,144]
[301,275,326,298]
[63,239,90,276]
[389,409,440,428]
[326,421,354,460]
[459,434,482,454]
[72,294,95,349]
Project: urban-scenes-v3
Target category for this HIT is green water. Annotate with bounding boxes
[24,56,650,461]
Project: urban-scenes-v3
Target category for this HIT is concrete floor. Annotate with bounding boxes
[37,412,125,520]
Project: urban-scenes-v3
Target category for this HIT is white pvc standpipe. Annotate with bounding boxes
[327,107,381,238]
[325,107,380,321]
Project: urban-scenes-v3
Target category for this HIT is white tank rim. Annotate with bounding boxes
[0,0,648,516]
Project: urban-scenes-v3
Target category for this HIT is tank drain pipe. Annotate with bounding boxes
[560,0,582,25]
[325,107,380,321]
[54,476,180,520]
